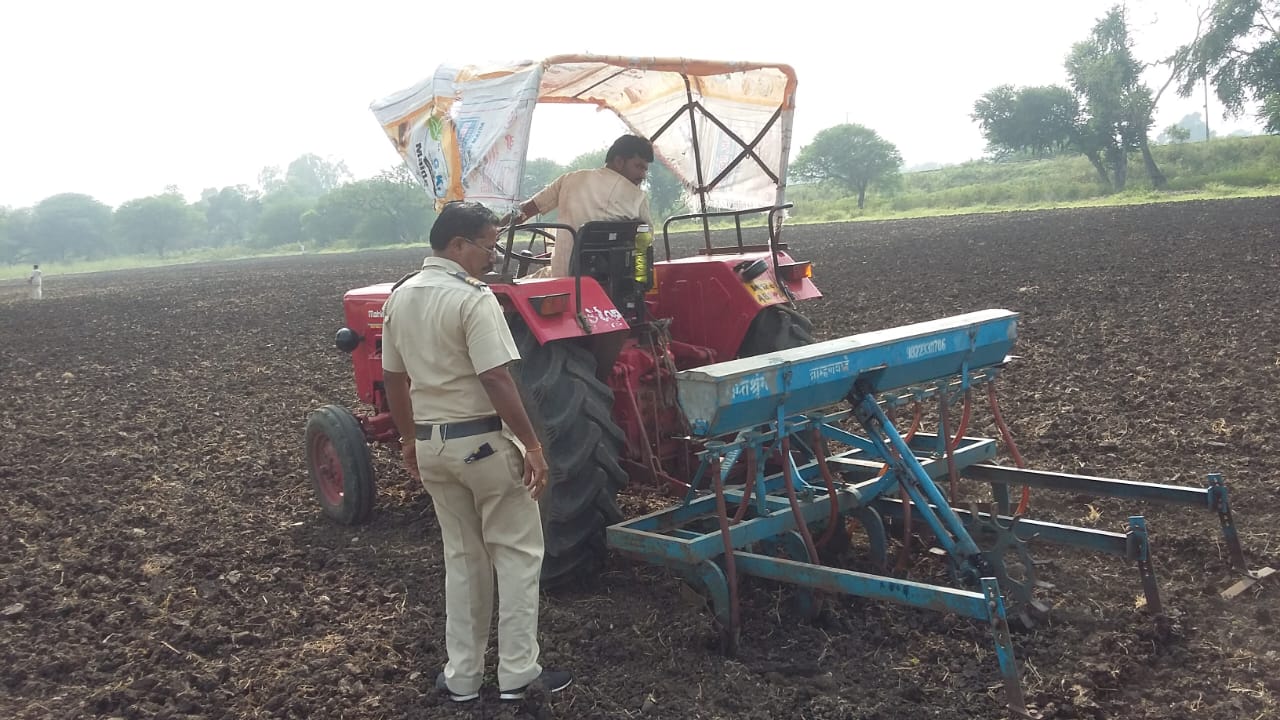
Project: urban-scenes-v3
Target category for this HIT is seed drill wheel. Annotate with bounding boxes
[737,304,815,358]
[972,509,1051,629]
[508,316,628,588]
[305,404,376,525]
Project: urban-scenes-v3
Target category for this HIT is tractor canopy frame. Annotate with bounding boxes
[370,54,799,249]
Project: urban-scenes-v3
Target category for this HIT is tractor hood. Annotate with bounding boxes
[370,54,797,214]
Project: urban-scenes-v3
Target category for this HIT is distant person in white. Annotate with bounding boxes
[28,264,42,300]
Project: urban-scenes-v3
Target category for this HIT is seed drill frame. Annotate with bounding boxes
[606,309,1269,718]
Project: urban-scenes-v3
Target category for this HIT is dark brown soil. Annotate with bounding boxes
[3,197,1279,719]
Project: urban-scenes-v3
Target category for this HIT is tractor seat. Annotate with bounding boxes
[569,220,646,324]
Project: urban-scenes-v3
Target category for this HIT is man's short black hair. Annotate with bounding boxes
[429,201,498,251]
[606,134,654,164]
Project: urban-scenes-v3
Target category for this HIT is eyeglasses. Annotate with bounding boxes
[463,237,498,256]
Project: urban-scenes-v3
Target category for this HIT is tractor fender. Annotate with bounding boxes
[650,251,821,361]
[493,275,630,345]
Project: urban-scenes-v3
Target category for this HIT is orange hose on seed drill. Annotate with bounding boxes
[987,381,1032,515]
[709,455,740,635]
[812,428,841,548]
[949,389,972,451]
[781,435,820,564]
[940,394,961,504]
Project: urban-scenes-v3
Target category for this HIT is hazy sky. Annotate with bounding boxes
[1,0,1260,209]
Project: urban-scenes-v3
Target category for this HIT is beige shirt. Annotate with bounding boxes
[530,167,652,277]
[381,257,520,424]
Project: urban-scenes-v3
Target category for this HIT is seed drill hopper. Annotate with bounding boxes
[607,308,1270,718]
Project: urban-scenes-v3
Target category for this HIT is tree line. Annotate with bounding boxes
[0,155,437,265]
[0,145,700,266]
[2,1,1273,265]
[795,2,1274,204]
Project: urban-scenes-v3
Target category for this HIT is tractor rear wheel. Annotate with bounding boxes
[509,317,628,587]
[305,404,376,525]
[737,304,815,357]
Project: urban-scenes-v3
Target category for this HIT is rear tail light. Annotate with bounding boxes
[778,262,813,282]
[530,293,570,316]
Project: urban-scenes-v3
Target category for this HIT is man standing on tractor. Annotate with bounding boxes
[505,134,654,278]
[380,201,572,703]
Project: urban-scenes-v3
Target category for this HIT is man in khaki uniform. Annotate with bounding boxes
[507,134,654,278]
[381,201,572,703]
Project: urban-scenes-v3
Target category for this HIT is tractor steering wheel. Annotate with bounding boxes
[497,226,555,278]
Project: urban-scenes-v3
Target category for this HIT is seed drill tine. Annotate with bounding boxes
[1125,516,1162,614]
[982,578,1033,720]
[1209,474,1279,599]
[1207,473,1248,569]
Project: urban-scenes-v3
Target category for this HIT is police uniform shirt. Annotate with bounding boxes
[382,257,520,424]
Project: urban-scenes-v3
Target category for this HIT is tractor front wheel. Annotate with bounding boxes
[509,317,628,588]
[737,304,815,357]
[305,404,376,525]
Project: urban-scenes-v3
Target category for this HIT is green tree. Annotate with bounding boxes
[1066,6,1167,190]
[792,123,903,209]
[0,208,17,264]
[565,148,605,173]
[284,154,352,199]
[1174,0,1280,133]
[646,160,688,221]
[972,84,1080,159]
[1158,123,1194,144]
[258,165,285,195]
[0,208,31,265]
[114,193,202,257]
[28,193,114,261]
[255,193,313,249]
[350,169,436,246]
[201,185,261,247]
[521,158,564,197]
[299,167,434,248]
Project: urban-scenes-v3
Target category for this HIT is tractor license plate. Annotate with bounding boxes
[748,277,785,305]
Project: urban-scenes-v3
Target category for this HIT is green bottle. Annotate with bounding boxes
[634,224,653,285]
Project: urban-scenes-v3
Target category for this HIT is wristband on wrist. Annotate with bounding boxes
[526,444,543,454]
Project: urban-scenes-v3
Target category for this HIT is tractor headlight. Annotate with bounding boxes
[335,327,361,353]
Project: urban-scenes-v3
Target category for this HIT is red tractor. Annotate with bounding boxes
[306,55,821,585]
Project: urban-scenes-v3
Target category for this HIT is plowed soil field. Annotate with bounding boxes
[3,196,1279,719]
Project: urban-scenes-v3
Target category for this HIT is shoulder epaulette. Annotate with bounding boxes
[390,270,421,291]
[450,271,488,290]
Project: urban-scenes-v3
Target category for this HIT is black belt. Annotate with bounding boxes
[415,416,502,441]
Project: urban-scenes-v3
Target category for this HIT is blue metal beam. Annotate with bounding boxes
[731,551,991,619]
[964,464,1208,507]
[607,486,865,564]
[874,498,1130,557]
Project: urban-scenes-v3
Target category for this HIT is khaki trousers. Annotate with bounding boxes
[415,428,544,695]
